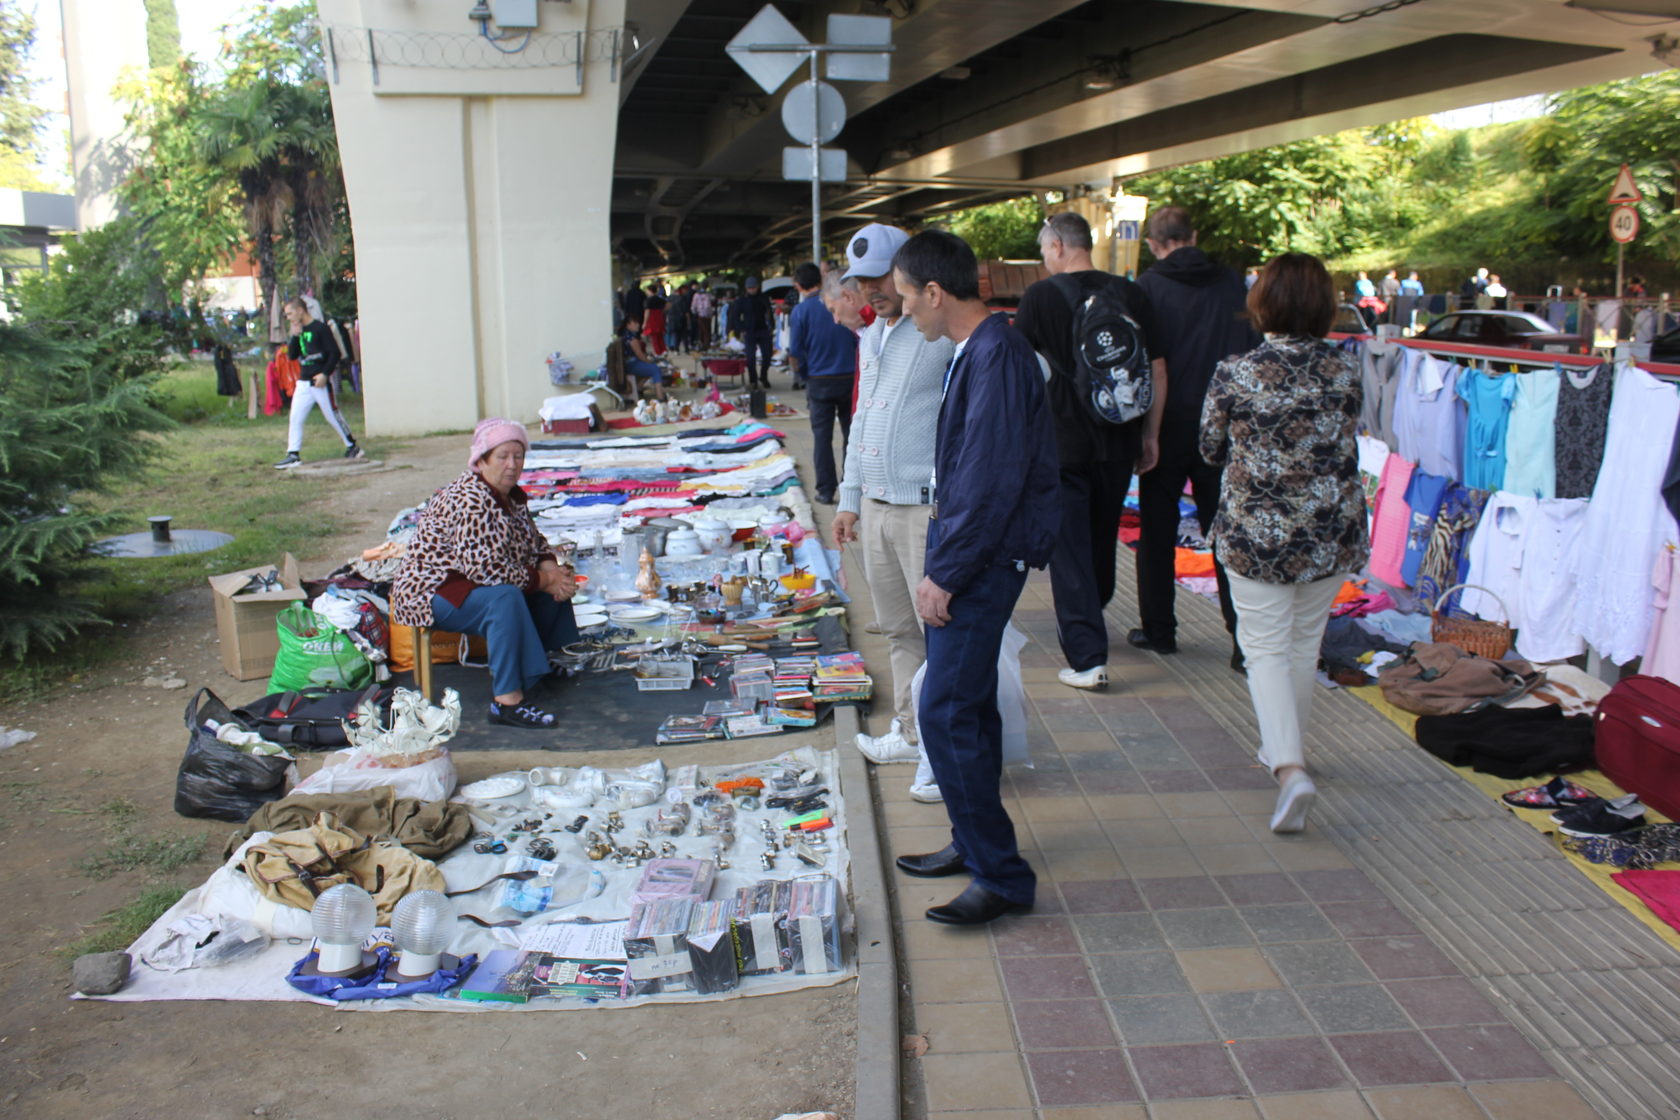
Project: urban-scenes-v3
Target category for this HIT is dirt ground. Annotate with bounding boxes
[0,430,857,1120]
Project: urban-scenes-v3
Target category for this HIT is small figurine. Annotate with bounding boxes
[634,547,663,599]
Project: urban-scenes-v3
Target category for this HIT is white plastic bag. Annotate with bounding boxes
[289,746,457,802]
[911,622,1032,768]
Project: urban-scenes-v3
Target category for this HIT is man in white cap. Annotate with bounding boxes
[832,223,955,803]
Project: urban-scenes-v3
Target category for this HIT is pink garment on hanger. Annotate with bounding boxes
[1613,870,1680,934]
[1369,454,1415,588]
[1645,548,1680,685]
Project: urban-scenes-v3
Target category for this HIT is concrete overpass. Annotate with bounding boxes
[614,0,1675,270]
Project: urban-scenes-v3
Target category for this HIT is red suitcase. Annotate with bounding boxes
[1595,675,1680,821]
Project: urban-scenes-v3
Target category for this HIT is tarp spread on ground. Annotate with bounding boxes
[96,747,855,1009]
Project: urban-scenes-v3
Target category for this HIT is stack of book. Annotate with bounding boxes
[812,651,872,702]
[655,713,726,744]
[769,654,817,726]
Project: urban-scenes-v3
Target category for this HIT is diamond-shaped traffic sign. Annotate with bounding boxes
[726,5,809,95]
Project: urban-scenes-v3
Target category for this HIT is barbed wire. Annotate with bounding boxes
[322,23,624,73]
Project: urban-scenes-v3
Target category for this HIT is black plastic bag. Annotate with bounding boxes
[175,689,291,821]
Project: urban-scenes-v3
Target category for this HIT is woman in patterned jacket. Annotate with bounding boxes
[1199,253,1370,834]
[392,419,578,728]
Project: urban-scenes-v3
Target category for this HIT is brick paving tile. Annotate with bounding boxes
[1124,741,1199,770]
[1213,872,1305,907]
[1176,947,1283,992]
[1031,818,1115,851]
[1073,912,1166,955]
[1156,792,1235,819]
[1146,701,1227,733]
[1012,997,1119,1050]
[1327,1030,1456,1086]
[1018,796,1098,823]
[921,1051,1034,1112]
[1424,1024,1558,1081]
[1262,941,1376,987]
[1105,819,1186,848]
[1139,875,1227,910]
[991,915,1082,957]
[915,1001,1020,1054]
[1059,877,1147,914]
[1042,713,1107,732]
[1149,1098,1262,1119]
[1384,977,1505,1027]
[1033,696,1100,716]
[1146,769,1219,793]
[1254,1090,1375,1119]
[1025,1048,1140,1106]
[1090,949,1193,997]
[1363,1084,1487,1120]
[900,918,996,962]
[1156,907,1255,950]
[1063,748,1132,770]
[1124,847,1207,879]
[1085,693,1150,715]
[1290,868,1387,900]
[908,955,1005,1003]
[1295,983,1412,1034]
[999,954,1099,1001]
[1055,731,1124,753]
[1467,1079,1602,1119]
[1077,768,1151,795]
[1086,793,1166,821]
[1204,767,1279,792]
[1265,842,1357,872]
[1240,903,1338,944]
[1108,993,1218,1044]
[1128,1041,1246,1099]
[1193,844,1281,876]
[1039,1107,1148,1120]
[1318,900,1422,939]
[1044,847,1127,881]
[1175,817,1253,846]
[1229,1035,1352,1094]
[1202,989,1316,1039]
[1350,935,1462,981]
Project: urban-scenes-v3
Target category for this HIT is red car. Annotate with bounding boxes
[1418,311,1588,354]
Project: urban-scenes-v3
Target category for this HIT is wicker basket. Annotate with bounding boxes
[1431,583,1514,660]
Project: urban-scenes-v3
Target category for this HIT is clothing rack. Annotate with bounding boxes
[1341,332,1680,383]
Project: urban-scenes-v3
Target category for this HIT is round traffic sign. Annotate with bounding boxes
[1610,205,1639,244]
[782,80,846,146]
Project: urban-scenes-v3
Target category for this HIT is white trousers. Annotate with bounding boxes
[287,382,353,453]
[858,500,929,742]
[1226,571,1345,774]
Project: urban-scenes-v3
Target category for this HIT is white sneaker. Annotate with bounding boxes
[1057,665,1109,690]
[1270,771,1317,833]
[855,719,920,764]
[909,780,943,803]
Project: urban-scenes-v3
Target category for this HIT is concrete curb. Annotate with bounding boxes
[836,700,899,1120]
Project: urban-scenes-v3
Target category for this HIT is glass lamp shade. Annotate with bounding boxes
[311,883,376,973]
[391,889,453,977]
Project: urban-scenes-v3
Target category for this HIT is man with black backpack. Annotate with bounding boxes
[1015,211,1166,691]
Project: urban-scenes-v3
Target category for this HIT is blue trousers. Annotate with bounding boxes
[430,586,577,698]
[919,518,1035,905]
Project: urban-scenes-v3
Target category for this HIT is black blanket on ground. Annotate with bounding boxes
[391,614,853,752]
[1415,705,1595,779]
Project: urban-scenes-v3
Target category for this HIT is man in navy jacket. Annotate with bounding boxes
[890,229,1060,925]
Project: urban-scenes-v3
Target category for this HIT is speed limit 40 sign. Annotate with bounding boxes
[1610,205,1639,244]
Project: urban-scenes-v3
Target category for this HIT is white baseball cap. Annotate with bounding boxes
[841,223,910,280]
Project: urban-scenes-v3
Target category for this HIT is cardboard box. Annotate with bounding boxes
[208,553,306,680]
[540,418,590,435]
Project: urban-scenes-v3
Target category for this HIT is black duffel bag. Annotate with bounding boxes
[233,684,393,750]
[175,689,291,821]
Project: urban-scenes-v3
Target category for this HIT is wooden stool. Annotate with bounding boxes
[412,625,433,703]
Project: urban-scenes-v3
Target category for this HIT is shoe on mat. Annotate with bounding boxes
[856,719,920,764]
[344,443,366,460]
[488,701,558,729]
[1058,665,1108,690]
[1551,794,1646,837]
[273,452,302,470]
[1126,628,1178,655]
[1270,770,1317,833]
[1502,776,1597,810]
[909,780,943,804]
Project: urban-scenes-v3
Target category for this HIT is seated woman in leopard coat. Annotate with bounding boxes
[392,419,577,728]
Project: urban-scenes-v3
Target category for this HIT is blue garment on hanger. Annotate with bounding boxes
[1456,368,1517,490]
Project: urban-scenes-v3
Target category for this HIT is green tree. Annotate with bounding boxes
[0,2,49,188]
[144,0,181,70]
[944,197,1046,260]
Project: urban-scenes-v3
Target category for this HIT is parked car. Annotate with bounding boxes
[1649,324,1680,365]
[1417,311,1587,353]
[1331,303,1367,334]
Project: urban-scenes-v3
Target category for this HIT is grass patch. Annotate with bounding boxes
[73,797,209,880]
[1,360,407,705]
[62,884,189,959]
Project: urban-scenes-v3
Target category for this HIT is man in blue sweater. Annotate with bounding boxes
[890,229,1060,926]
[787,262,860,504]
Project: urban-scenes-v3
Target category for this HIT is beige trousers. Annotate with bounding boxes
[859,500,929,743]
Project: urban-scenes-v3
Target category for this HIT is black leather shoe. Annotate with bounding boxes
[1126,628,1178,654]
[926,882,1032,925]
[895,844,967,878]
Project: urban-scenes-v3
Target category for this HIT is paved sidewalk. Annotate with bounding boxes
[859,557,1680,1120]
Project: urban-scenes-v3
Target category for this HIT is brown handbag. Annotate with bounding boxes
[1377,641,1543,717]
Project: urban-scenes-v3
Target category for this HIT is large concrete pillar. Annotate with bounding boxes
[317,0,624,435]
[60,0,150,231]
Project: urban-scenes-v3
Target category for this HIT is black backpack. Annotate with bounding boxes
[233,684,393,749]
[1049,273,1152,426]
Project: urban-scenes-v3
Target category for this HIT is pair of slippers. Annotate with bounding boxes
[1501,775,1596,810]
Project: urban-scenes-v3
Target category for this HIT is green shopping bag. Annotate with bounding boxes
[267,604,374,693]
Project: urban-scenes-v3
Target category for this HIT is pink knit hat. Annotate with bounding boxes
[469,418,529,466]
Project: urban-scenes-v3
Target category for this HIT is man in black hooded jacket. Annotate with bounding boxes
[1131,207,1258,669]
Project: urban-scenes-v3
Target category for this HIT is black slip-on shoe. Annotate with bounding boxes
[926,882,1032,925]
[895,844,966,878]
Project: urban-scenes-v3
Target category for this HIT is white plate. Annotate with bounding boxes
[610,606,661,622]
[574,614,609,629]
[460,777,526,800]
[604,590,642,603]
